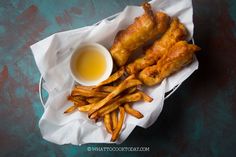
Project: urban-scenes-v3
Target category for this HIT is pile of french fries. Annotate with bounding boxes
[64,67,153,141]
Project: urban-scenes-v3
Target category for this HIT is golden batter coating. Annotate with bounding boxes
[138,41,201,86]
[110,2,170,67]
[126,18,187,74]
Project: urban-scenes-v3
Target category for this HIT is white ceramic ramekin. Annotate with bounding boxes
[69,43,113,86]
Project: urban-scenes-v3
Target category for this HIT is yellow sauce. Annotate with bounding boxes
[75,47,106,81]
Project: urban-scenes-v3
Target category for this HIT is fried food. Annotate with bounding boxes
[126,18,187,74]
[95,86,116,93]
[126,86,137,94]
[75,85,95,90]
[69,94,86,100]
[124,103,144,119]
[64,2,201,142]
[104,114,113,133]
[75,84,115,93]
[90,92,144,119]
[139,41,201,86]
[110,3,170,66]
[78,104,94,112]
[111,107,125,142]
[64,105,77,114]
[111,111,118,130]
[139,91,153,102]
[88,75,142,117]
[97,67,125,87]
[72,87,108,98]
[67,95,88,106]
[119,92,143,103]
[66,70,152,140]
[90,101,120,119]
[86,97,102,104]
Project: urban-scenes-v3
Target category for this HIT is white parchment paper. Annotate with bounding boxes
[31,0,197,145]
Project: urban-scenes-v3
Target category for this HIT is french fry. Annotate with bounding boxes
[67,95,88,106]
[86,97,102,104]
[139,91,153,102]
[75,85,96,90]
[64,105,77,114]
[95,86,116,93]
[125,86,137,94]
[124,103,144,119]
[111,110,118,130]
[78,104,94,112]
[69,94,86,100]
[101,92,142,117]
[76,84,116,93]
[89,96,120,119]
[97,67,125,87]
[119,92,143,103]
[90,101,121,119]
[104,114,113,134]
[90,92,143,119]
[72,88,108,98]
[88,75,142,116]
[111,107,125,142]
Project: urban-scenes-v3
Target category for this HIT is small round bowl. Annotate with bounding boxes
[69,43,113,86]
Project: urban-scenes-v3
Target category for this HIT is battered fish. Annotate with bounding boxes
[110,2,170,66]
[126,18,187,74]
[138,41,201,86]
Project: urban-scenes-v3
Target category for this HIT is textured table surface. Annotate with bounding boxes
[1,0,236,157]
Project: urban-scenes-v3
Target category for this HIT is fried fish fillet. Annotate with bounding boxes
[110,2,170,67]
[126,18,188,74]
[138,41,201,86]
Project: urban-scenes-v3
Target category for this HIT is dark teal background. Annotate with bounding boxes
[1,0,236,156]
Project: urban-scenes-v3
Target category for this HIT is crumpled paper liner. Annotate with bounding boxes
[31,0,197,145]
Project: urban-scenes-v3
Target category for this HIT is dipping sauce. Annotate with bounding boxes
[75,47,106,81]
